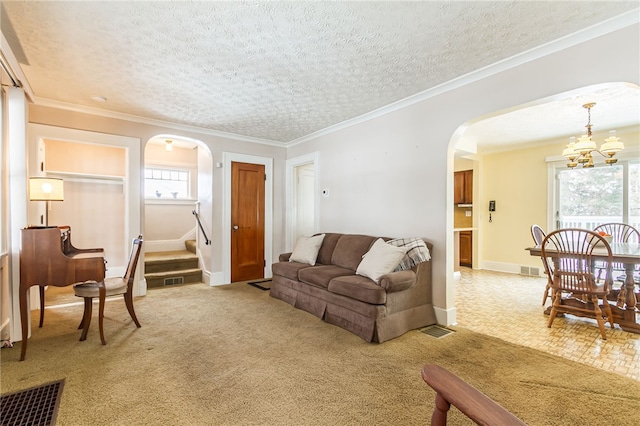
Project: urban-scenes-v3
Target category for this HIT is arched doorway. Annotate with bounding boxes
[448,82,639,279]
[143,135,214,287]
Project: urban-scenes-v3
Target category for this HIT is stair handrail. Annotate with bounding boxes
[192,210,211,245]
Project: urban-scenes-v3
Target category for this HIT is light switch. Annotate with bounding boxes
[465,211,472,217]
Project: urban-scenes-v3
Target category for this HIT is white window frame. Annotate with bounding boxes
[547,151,640,232]
[143,164,195,202]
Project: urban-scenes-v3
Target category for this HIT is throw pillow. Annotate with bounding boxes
[386,237,431,271]
[289,234,325,265]
[356,238,408,283]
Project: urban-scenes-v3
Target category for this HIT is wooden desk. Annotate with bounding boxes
[527,242,640,334]
[19,227,106,360]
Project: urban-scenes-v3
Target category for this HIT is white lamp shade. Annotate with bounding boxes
[574,135,596,154]
[562,138,578,160]
[600,131,624,155]
[29,177,64,201]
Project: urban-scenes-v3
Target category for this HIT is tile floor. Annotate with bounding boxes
[455,268,639,381]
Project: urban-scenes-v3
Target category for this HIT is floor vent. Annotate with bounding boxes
[420,325,455,338]
[164,277,184,286]
[1,379,65,426]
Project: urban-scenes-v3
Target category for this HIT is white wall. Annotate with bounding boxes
[286,23,640,325]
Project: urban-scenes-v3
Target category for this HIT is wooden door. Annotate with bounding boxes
[453,170,473,204]
[453,171,465,204]
[463,170,473,204]
[459,231,472,267]
[231,162,265,282]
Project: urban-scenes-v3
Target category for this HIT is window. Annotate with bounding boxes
[555,159,639,230]
[144,167,190,199]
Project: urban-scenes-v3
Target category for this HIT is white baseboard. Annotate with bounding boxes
[433,306,457,327]
[201,270,211,286]
[208,271,226,286]
[481,260,543,277]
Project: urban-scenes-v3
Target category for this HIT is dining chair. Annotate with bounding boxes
[73,235,143,344]
[593,223,640,284]
[530,224,554,306]
[542,228,614,339]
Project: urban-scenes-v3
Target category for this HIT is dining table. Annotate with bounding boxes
[527,242,640,334]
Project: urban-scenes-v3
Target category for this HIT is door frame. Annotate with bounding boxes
[222,152,273,284]
[285,152,319,251]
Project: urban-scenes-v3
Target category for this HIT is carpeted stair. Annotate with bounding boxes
[144,240,201,288]
[185,239,196,254]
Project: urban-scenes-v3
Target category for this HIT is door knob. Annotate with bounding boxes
[233,225,239,230]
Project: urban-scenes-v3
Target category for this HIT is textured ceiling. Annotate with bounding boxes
[1,1,639,145]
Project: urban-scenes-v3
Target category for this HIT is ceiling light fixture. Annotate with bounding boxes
[165,140,173,152]
[561,103,624,168]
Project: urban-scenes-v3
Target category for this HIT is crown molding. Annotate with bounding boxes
[286,9,640,147]
[0,32,35,101]
[33,97,286,147]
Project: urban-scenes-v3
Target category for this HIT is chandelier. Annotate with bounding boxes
[561,103,624,168]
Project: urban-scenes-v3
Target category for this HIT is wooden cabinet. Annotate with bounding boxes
[459,231,472,267]
[454,170,473,205]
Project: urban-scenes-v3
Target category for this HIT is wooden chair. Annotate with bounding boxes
[530,224,554,305]
[593,223,640,284]
[421,364,526,426]
[542,229,614,339]
[593,223,640,244]
[73,235,143,344]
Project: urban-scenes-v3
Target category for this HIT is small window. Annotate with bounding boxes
[145,167,189,199]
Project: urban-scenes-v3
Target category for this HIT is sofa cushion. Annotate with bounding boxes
[386,237,431,271]
[331,234,377,271]
[316,233,343,265]
[289,234,325,265]
[298,265,354,289]
[272,261,312,281]
[356,239,408,282]
[328,275,387,305]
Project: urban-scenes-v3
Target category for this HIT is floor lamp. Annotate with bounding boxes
[28,177,64,227]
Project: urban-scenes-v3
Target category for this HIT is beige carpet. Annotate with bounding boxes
[2,282,639,426]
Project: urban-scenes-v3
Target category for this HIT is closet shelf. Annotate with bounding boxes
[45,170,124,184]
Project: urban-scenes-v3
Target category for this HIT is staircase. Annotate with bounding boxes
[145,240,202,288]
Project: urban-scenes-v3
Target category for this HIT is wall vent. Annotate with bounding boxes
[164,277,184,286]
[520,266,540,277]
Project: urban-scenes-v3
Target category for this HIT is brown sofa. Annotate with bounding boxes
[269,233,436,343]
